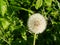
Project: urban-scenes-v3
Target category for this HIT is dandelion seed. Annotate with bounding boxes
[27,13,47,34]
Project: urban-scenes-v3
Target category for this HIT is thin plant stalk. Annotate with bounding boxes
[33,33,36,45]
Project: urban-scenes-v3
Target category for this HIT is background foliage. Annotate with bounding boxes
[0,0,60,45]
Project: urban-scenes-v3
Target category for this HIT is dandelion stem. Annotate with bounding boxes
[33,33,36,45]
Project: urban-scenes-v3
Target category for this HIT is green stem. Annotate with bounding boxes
[12,6,34,14]
[30,0,36,8]
[0,37,11,45]
[6,0,9,6]
[20,7,34,14]
[33,33,36,45]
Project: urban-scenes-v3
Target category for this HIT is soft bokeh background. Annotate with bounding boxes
[0,0,60,45]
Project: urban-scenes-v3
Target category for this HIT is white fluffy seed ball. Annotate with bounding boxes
[27,13,47,34]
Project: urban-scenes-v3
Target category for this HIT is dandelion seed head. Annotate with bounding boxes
[27,13,47,34]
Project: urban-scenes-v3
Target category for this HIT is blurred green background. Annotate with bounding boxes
[0,0,60,45]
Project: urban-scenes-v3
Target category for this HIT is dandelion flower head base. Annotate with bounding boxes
[27,13,47,34]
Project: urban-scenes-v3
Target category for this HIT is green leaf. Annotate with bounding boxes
[0,0,7,16]
[0,30,3,36]
[51,20,57,24]
[0,18,10,29]
[35,0,42,9]
[51,11,58,18]
[21,32,27,40]
[45,0,52,6]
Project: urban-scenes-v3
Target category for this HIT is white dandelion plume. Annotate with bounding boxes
[27,13,47,34]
